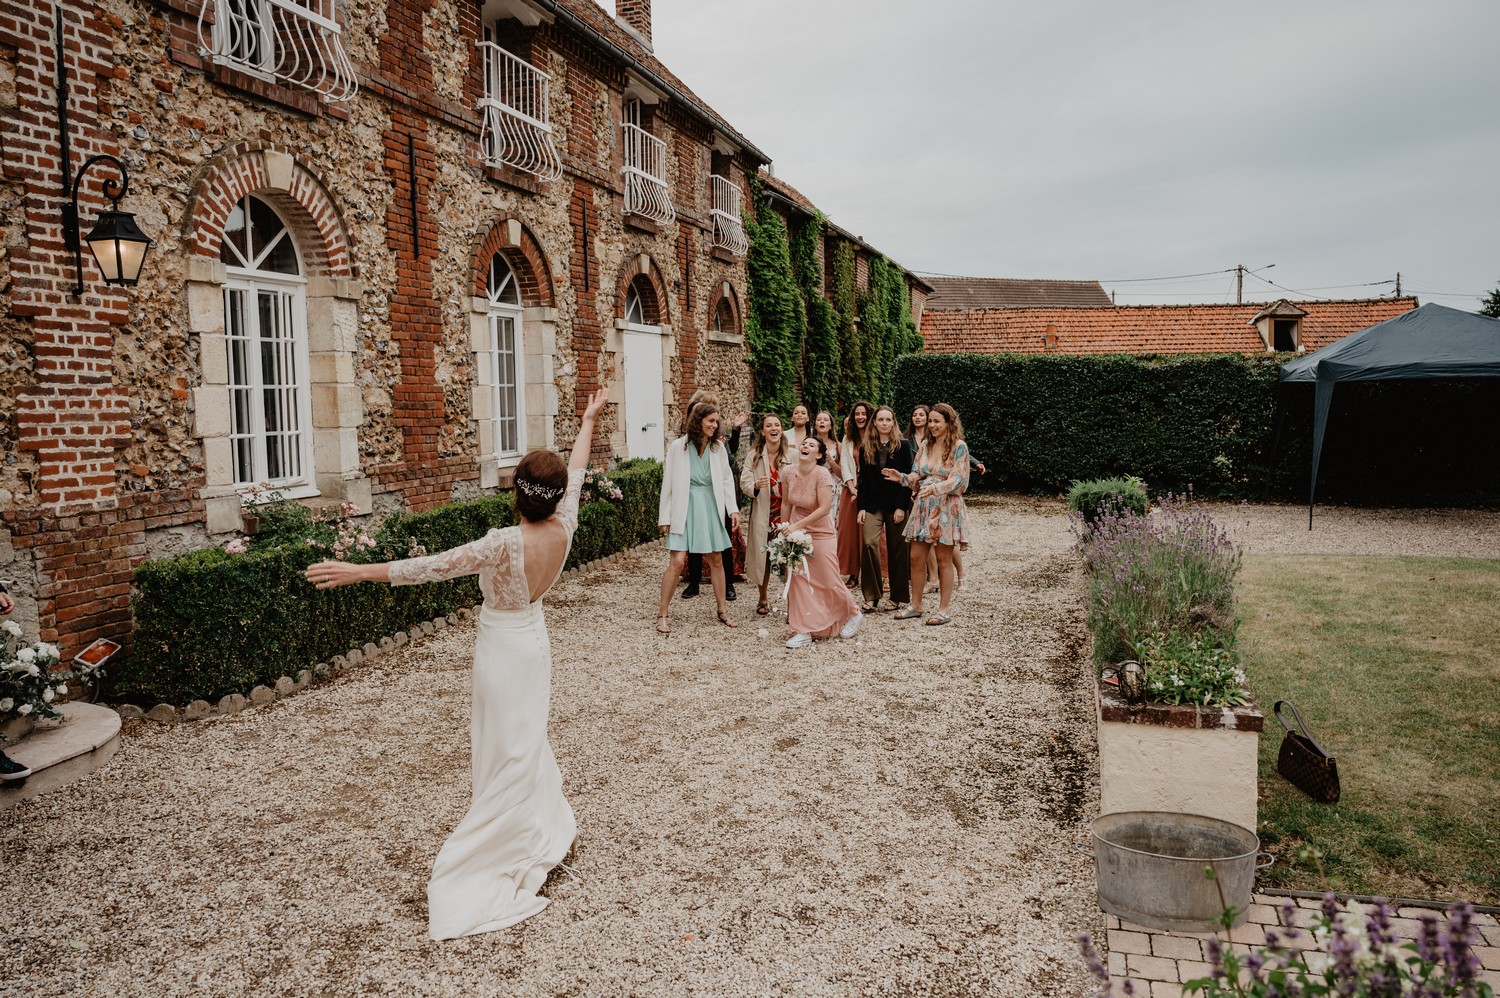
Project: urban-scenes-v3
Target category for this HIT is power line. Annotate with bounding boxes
[1098,267,1239,284]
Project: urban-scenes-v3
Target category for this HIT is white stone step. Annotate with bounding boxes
[0,702,121,812]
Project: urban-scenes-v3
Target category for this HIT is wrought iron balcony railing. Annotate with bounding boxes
[197,0,358,103]
[710,174,749,256]
[477,42,563,181]
[621,122,675,226]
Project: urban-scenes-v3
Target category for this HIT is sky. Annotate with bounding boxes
[637,0,1500,308]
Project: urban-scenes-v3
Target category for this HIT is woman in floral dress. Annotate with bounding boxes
[778,436,862,649]
[883,402,969,626]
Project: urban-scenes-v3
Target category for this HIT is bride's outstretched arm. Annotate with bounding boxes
[307,560,390,588]
[569,388,608,472]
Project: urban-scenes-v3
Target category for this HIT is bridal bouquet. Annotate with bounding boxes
[767,529,814,601]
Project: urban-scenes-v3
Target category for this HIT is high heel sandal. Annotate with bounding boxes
[717,608,739,628]
[656,615,671,634]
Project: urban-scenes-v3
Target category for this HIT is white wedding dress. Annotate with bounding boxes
[387,468,583,940]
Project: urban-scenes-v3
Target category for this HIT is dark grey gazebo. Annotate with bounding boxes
[1272,303,1500,526]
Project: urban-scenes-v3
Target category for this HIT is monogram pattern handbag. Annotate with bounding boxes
[1273,700,1341,804]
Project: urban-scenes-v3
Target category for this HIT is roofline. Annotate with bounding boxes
[529,0,772,166]
[760,184,933,292]
[922,297,1420,314]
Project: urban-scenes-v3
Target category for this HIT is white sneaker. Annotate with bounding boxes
[784,632,813,649]
[839,613,864,639]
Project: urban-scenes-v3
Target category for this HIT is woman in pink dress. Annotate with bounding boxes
[778,436,863,649]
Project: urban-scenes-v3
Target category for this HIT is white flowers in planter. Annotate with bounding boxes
[1,623,101,731]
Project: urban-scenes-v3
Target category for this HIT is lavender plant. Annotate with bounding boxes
[1078,892,1495,997]
[1077,492,1242,670]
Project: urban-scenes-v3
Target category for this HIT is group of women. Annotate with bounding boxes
[657,396,976,646]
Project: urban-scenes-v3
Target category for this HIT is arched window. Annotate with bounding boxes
[221,194,312,490]
[624,285,645,326]
[487,254,524,459]
[713,296,736,336]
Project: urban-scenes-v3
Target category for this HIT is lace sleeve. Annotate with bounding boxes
[555,467,586,540]
[387,528,513,586]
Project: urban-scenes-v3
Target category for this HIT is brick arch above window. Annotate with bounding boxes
[471,215,555,307]
[183,145,353,279]
[709,281,743,342]
[614,253,669,327]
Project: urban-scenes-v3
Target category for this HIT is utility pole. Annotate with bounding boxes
[1236,264,1243,304]
[1395,272,1401,297]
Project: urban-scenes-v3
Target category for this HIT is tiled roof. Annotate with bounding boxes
[760,172,818,214]
[919,298,1421,356]
[923,277,1112,310]
[549,0,769,163]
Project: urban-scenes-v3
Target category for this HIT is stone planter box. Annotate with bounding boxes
[1096,681,1264,830]
[2,714,36,745]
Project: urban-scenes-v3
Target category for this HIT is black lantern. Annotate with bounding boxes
[55,8,153,295]
[83,207,154,286]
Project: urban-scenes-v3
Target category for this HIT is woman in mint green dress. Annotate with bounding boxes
[656,402,740,633]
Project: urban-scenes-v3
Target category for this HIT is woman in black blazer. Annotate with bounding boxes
[855,405,914,611]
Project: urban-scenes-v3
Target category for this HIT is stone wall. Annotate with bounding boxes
[0,0,759,657]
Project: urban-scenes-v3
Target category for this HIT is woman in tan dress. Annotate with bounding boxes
[739,413,794,616]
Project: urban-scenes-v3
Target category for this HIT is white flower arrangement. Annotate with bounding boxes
[1,624,104,736]
[766,529,814,602]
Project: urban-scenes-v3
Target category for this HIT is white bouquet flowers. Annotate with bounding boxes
[766,528,814,602]
[1,623,101,732]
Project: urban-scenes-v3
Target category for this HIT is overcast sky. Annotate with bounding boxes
[640,0,1499,308]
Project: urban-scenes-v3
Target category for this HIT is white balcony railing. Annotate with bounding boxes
[197,0,358,103]
[621,122,675,225]
[477,42,563,181]
[710,174,749,256]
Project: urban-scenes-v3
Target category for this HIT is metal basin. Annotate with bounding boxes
[1092,811,1268,932]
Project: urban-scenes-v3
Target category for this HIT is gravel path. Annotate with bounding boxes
[0,494,1103,998]
[1211,501,1500,558]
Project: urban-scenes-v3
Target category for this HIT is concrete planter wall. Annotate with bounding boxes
[2,714,36,745]
[1096,683,1264,830]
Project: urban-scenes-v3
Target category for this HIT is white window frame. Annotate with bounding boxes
[486,259,526,464]
[224,271,317,499]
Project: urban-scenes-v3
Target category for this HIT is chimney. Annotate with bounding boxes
[615,0,652,49]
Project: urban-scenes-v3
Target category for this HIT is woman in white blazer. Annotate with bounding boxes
[656,402,740,634]
[739,412,794,615]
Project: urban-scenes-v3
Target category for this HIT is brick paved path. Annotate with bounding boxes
[1108,893,1500,997]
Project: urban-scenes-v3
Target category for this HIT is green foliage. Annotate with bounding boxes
[831,242,863,407]
[120,462,664,706]
[859,256,923,406]
[743,186,805,414]
[1066,476,1149,524]
[1481,282,1500,318]
[792,216,839,414]
[1133,628,1248,707]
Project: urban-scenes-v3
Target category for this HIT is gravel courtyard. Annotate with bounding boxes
[1,494,1103,998]
[5,497,1495,997]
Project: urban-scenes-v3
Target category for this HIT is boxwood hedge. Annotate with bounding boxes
[120,461,664,706]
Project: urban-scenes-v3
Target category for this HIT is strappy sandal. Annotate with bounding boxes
[717,609,739,628]
[925,610,952,626]
[893,607,923,620]
[878,600,900,612]
[756,600,771,616]
[860,601,878,613]
[656,615,671,634]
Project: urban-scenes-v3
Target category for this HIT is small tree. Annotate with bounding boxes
[1480,282,1500,318]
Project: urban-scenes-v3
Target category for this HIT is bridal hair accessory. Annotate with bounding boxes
[517,479,565,500]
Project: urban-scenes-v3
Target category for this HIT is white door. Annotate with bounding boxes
[622,326,665,462]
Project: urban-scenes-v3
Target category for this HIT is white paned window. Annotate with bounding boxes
[487,254,525,460]
[221,195,313,491]
[624,285,645,326]
[198,0,358,103]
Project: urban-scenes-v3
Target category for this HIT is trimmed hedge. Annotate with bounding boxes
[120,461,664,706]
[1067,477,1149,524]
[893,351,1500,502]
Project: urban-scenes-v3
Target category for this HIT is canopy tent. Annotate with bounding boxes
[1270,303,1500,527]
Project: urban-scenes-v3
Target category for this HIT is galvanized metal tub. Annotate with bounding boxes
[1092,811,1270,932]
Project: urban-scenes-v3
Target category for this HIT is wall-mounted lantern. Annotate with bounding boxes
[55,8,153,295]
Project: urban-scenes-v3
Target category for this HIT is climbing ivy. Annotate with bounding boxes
[791,214,839,413]
[743,184,806,414]
[831,241,863,406]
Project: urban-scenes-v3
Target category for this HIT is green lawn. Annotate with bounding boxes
[1238,555,1500,905]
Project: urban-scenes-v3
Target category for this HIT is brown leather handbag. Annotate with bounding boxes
[1273,701,1341,804]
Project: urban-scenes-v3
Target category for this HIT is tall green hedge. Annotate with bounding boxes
[120,461,664,706]
[892,351,1500,502]
[744,188,805,414]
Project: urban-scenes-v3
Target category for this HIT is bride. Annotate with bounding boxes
[306,388,607,940]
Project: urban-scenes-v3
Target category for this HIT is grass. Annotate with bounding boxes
[1237,555,1500,905]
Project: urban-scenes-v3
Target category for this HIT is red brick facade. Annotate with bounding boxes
[0,0,769,657]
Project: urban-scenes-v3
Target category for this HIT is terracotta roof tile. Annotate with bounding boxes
[924,277,1112,310]
[919,299,1420,356]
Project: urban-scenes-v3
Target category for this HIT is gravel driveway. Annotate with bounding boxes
[0,494,1103,998]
